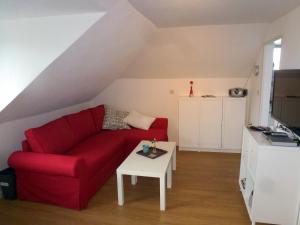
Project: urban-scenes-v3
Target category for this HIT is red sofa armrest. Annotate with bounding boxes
[22,140,31,152]
[150,118,168,129]
[8,151,84,178]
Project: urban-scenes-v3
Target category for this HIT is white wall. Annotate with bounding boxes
[248,6,300,126]
[0,13,103,112]
[259,43,275,126]
[0,0,156,170]
[0,102,89,170]
[90,23,267,142]
[248,50,263,125]
[2,4,299,170]
[124,23,267,78]
[0,0,155,123]
[265,6,300,70]
[91,78,247,142]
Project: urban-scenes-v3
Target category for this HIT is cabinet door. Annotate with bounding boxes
[241,128,250,164]
[198,97,223,149]
[179,98,200,149]
[222,97,246,150]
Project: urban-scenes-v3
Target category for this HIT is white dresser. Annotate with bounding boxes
[178,96,246,152]
[240,127,300,225]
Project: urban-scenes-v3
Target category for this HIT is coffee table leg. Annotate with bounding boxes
[167,162,172,189]
[117,172,124,206]
[172,149,176,171]
[131,175,137,185]
[160,175,166,211]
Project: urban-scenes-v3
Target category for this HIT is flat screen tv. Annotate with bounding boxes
[271,69,300,136]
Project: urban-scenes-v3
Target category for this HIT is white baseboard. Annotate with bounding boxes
[179,147,241,154]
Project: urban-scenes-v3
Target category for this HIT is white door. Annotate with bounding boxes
[198,97,223,149]
[179,97,200,149]
[222,97,246,150]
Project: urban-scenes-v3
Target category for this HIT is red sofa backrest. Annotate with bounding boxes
[24,105,106,154]
[21,140,31,152]
[150,118,168,129]
[89,105,105,131]
[25,118,76,154]
[64,109,97,143]
[23,105,166,155]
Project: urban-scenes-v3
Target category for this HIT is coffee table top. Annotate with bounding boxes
[117,141,176,177]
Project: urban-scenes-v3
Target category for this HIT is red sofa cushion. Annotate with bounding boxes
[100,128,168,157]
[89,105,105,131]
[65,109,97,143]
[25,118,76,154]
[150,118,168,129]
[125,128,168,146]
[101,128,168,147]
[67,133,125,176]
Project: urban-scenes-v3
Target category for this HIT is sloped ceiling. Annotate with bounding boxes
[0,0,105,20]
[1,0,294,123]
[123,24,267,78]
[129,0,300,27]
[0,0,155,122]
[0,13,104,113]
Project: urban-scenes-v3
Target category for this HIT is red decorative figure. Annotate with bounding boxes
[189,81,194,97]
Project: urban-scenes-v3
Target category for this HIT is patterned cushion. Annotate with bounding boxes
[102,105,131,130]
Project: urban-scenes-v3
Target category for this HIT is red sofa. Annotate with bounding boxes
[8,105,168,210]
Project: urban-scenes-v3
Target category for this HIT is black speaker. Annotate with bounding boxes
[229,88,248,97]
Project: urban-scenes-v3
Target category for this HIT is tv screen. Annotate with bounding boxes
[271,70,300,136]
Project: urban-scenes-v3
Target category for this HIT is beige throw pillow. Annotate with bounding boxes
[124,110,155,130]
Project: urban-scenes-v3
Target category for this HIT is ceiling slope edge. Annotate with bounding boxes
[0,13,105,122]
[0,0,156,123]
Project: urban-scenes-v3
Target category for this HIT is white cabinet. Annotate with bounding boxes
[198,97,222,149]
[178,98,200,149]
[178,96,246,152]
[222,97,246,149]
[240,128,300,225]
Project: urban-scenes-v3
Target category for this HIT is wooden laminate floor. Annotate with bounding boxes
[0,151,260,225]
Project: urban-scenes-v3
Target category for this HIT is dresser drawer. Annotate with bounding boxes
[241,129,250,164]
[248,139,258,178]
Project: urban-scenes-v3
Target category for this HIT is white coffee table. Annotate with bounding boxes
[116,141,176,211]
